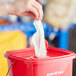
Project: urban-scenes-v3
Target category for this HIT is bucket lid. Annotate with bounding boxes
[5,47,76,63]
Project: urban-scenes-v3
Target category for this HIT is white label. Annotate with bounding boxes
[47,71,64,76]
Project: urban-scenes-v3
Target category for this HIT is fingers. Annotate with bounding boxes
[28,6,39,20]
[13,0,43,20]
[32,1,43,20]
[25,11,36,19]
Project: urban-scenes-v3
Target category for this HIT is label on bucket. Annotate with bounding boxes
[47,71,64,76]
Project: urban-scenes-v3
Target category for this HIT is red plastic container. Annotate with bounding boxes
[5,47,76,76]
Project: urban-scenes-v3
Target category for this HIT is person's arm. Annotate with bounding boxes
[0,0,43,20]
[0,3,9,16]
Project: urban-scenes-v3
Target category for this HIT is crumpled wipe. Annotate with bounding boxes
[32,20,47,58]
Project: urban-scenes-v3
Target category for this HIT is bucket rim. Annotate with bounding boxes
[5,47,76,63]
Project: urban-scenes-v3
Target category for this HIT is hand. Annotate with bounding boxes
[0,3,10,16]
[9,0,43,20]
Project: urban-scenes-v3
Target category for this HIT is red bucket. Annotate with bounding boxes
[5,46,76,76]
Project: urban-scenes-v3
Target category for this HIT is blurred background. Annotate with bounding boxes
[0,0,76,76]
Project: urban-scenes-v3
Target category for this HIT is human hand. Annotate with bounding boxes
[9,0,43,20]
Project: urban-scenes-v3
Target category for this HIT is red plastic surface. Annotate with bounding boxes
[5,47,75,76]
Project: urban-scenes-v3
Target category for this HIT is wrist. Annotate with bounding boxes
[6,2,15,15]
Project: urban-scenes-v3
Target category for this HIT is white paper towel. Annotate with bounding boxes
[32,20,47,58]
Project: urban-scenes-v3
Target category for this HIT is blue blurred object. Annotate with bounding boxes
[0,22,49,38]
[0,22,75,50]
[58,24,76,50]
[70,24,76,29]
[58,30,69,50]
